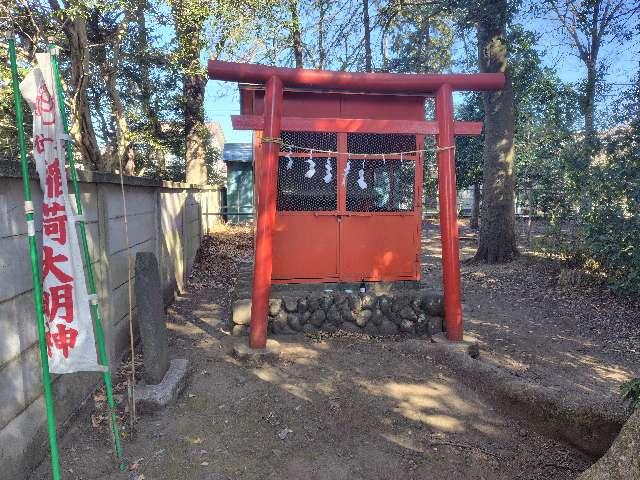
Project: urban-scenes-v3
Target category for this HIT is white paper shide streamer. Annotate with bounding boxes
[357,159,367,189]
[19,53,102,373]
[286,147,294,170]
[305,149,316,178]
[323,158,332,183]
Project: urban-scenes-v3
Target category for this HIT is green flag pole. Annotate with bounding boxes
[48,44,126,471]
[7,33,62,480]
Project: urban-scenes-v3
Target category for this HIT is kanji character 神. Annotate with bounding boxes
[43,214,67,245]
[42,245,73,283]
[45,160,63,198]
[42,284,74,323]
[46,323,78,358]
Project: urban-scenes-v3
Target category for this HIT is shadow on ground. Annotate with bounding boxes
[30,279,592,480]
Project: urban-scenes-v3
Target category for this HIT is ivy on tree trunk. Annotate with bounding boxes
[49,0,103,170]
[170,0,210,185]
[289,0,303,68]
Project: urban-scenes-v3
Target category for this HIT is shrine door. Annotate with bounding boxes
[271,130,423,283]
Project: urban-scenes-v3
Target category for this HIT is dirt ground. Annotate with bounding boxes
[423,220,640,398]
[30,221,640,480]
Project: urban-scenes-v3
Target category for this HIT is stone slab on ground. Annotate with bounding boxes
[232,298,252,325]
[135,358,189,413]
[231,339,280,363]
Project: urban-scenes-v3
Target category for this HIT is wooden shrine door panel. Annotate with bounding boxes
[271,131,340,282]
[272,214,339,280]
[339,215,419,280]
[338,133,421,281]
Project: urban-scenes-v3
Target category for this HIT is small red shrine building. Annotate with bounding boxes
[208,61,504,347]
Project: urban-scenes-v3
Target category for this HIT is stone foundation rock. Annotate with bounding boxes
[232,290,445,337]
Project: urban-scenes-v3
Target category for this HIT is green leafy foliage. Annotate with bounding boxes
[573,120,640,294]
[620,378,640,413]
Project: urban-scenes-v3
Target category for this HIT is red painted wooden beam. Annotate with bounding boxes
[209,60,505,94]
[231,115,483,136]
[249,76,283,349]
[436,85,463,342]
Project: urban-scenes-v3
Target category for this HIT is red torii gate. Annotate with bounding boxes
[208,60,505,348]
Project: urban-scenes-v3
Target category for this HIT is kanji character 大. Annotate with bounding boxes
[42,246,73,283]
[46,323,78,358]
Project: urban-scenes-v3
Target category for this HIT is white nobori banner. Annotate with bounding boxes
[20,53,102,373]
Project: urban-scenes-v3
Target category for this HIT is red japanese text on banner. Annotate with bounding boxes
[19,53,102,374]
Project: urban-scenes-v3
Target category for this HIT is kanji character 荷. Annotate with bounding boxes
[43,214,67,245]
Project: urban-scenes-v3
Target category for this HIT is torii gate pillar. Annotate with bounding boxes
[249,76,282,349]
[436,84,462,340]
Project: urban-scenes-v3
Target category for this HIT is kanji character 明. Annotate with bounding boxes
[46,323,78,358]
[43,201,65,218]
[42,245,73,283]
[43,284,74,323]
[36,83,56,126]
[43,214,67,245]
[34,134,54,154]
[46,160,63,198]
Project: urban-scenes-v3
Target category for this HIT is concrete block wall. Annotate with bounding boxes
[0,162,222,479]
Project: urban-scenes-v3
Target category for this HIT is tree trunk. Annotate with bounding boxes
[135,0,162,141]
[184,73,207,184]
[527,187,534,245]
[362,0,372,72]
[62,17,103,170]
[470,183,480,230]
[90,9,131,173]
[289,0,303,68]
[317,0,326,69]
[579,409,640,479]
[583,61,598,149]
[170,0,209,184]
[473,3,518,263]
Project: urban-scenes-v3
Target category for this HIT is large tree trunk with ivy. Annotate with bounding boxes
[89,9,132,173]
[362,0,372,72]
[183,73,207,183]
[578,408,640,479]
[49,0,103,170]
[470,183,481,230]
[316,0,326,68]
[170,0,209,184]
[473,1,518,263]
[289,0,303,68]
